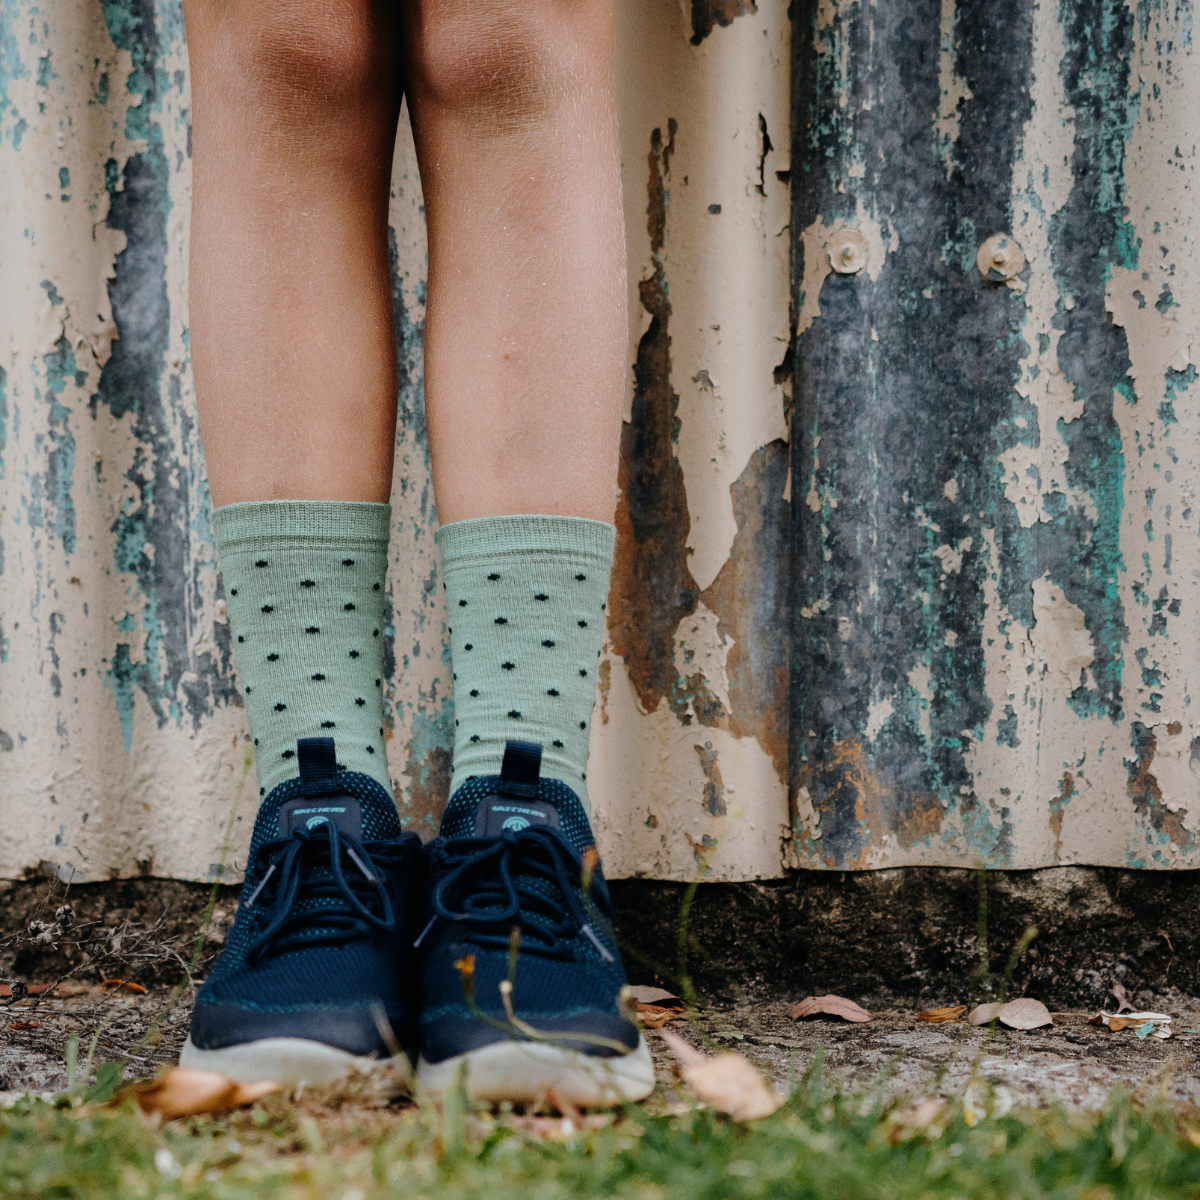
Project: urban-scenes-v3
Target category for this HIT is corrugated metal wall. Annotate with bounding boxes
[1,0,1197,885]
[788,0,1200,871]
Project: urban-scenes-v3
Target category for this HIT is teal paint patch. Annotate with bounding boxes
[87,0,241,739]
[39,338,78,555]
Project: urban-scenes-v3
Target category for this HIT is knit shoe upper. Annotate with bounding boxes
[189,738,423,1057]
[418,740,638,1066]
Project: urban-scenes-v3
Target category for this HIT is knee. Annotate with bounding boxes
[216,0,397,116]
[406,0,596,131]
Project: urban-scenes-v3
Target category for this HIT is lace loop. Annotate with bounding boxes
[430,827,608,961]
[244,822,407,964]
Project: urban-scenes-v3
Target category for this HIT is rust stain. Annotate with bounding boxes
[895,792,944,850]
[821,738,887,869]
[1049,773,1076,862]
[1126,723,1195,854]
[693,741,726,816]
[800,735,949,864]
[700,439,791,780]
[690,0,757,45]
[610,119,701,713]
[401,740,452,836]
[597,656,612,725]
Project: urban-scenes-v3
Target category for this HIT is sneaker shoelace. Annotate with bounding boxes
[426,826,614,963]
[244,824,409,963]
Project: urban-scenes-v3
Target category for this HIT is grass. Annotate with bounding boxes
[3,1057,1200,1199]
[5,845,1200,1196]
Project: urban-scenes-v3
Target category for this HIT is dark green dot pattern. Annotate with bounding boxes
[218,519,392,798]
[439,529,614,814]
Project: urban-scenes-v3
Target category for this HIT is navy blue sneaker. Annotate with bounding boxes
[181,738,423,1084]
[416,741,653,1105]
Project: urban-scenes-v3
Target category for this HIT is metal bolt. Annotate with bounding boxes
[827,227,869,275]
[977,234,1025,282]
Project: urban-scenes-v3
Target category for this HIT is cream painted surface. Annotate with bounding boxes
[617,1,791,594]
[6,0,1199,882]
[0,0,791,883]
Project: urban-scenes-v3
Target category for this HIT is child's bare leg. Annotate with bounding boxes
[404,3,649,1106]
[402,0,626,525]
[181,1,420,1089]
[185,0,403,506]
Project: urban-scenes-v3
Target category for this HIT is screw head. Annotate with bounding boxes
[977,234,1026,281]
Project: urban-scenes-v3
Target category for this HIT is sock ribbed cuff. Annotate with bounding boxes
[214,499,392,549]
[435,514,616,562]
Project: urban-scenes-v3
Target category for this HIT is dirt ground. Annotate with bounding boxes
[2,871,1198,1112]
[3,980,1199,1113]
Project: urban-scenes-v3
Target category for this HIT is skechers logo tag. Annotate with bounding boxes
[278,797,362,839]
[476,797,560,838]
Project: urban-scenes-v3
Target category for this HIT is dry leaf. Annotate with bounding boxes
[1091,1010,1171,1032]
[997,998,1053,1030]
[659,1029,782,1121]
[636,1004,686,1030]
[918,1006,967,1023]
[627,986,684,1008]
[101,979,147,994]
[1107,1016,1142,1032]
[788,995,872,1023]
[8,1022,39,1030]
[629,986,687,1028]
[967,1003,1003,1026]
[885,1097,951,1143]
[1110,980,1135,1014]
[116,1067,280,1119]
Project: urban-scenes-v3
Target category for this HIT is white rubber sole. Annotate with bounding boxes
[179,1035,397,1086]
[417,1036,655,1106]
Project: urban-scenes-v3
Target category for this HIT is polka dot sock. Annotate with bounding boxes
[213,500,392,799]
[437,515,615,815]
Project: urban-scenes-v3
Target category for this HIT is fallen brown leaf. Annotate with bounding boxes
[918,1006,967,1023]
[8,1022,39,1030]
[1108,1016,1142,1032]
[627,986,685,1008]
[967,1003,1003,1026]
[101,979,147,994]
[52,981,93,998]
[997,998,1053,1030]
[1110,980,1135,1013]
[885,1097,951,1143]
[788,995,872,1023]
[659,1029,782,1121]
[636,1004,686,1030]
[116,1067,280,1120]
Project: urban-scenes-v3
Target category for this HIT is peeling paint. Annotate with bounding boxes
[789,0,1200,870]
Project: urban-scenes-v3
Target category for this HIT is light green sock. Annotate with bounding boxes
[214,501,392,799]
[437,515,615,813]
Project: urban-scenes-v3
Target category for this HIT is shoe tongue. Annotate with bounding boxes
[250,738,402,865]
[439,740,595,855]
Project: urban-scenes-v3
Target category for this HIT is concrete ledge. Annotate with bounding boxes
[2,868,1197,1010]
[609,867,1200,1007]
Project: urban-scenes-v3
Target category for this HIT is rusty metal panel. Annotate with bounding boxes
[4,0,1195,884]
[596,0,793,880]
[0,0,791,884]
[789,0,1200,869]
